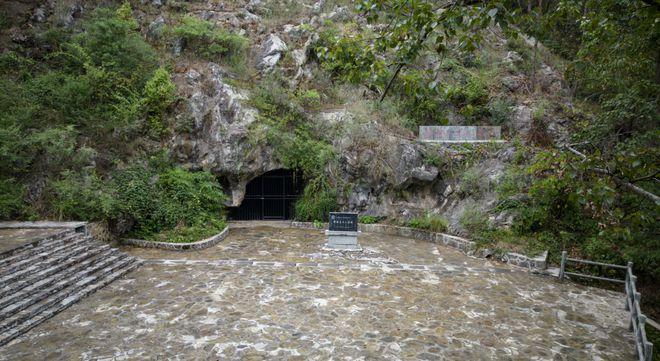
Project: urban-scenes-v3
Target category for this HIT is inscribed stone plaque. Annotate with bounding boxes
[419,126,502,142]
[328,212,358,232]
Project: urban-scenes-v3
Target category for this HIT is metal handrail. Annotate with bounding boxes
[560,251,653,361]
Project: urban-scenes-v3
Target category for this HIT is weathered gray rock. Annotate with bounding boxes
[31,7,47,23]
[241,10,261,24]
[283,24,308,41]
[257,34,287,73]
[502,75,524,92]
[60,3,83,28]
[313,0,325,12]
[172,38,185,56]
[503,51,523,66]
[140,0,165,6]
[246,0,267,15]
[539,63,563,93]
[512,104,533,138]
[147,16,166,41]
[8,27,28,44]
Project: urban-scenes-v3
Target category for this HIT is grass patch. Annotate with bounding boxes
[144,219,227,243]
[407,214,448,233]
[358,215,381,224]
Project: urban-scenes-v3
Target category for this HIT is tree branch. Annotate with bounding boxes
[566,146,660,205]
[379,62,405,103]
[631,170,660,183]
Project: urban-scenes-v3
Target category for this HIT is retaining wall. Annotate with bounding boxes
[123,226,229,251]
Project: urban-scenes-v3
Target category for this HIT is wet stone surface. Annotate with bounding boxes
[121,226,485,268]
[2,227,634,360]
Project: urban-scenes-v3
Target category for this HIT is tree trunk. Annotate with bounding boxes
[379,63,405,103]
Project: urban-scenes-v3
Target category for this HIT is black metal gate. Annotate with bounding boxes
[228,169,302,220]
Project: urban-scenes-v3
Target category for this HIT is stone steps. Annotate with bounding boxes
[0,253,126,321]
[0,231,81,269]
[0,237,93,288]
[0,229,141,347]
[0,247,116,310]
[0,229,74,262]
[0,246,115,299]
[0,258,141,347]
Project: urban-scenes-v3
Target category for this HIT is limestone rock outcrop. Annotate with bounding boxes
[170,62,280,206]
[257,34,287,73]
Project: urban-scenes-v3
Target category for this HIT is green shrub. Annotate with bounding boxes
[422,152,444,168]
[0,11,10,30]
[393,69,445,127]
[172,16,248,61]
[358,215,380,224]
[251,80,337,180]
[115,166,226,237]
[115,1,138,29]
[294,177,338,222]
[457,168,489,198]
[75,8,157,81]
[459,208,491,235]
[297,89,321,109]
[488,98,513,126]
[0,179,27,220]
[407,214,448,233]
[51,171,116,221]
[314,28,384,84]
[142,67,177,137]
[49,163,227,241]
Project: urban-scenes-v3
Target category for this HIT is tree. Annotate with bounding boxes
[356,0,513,101]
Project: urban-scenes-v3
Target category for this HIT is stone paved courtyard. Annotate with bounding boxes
[1,226,634,360]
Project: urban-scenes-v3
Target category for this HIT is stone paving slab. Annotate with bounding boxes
[0,227,635,360]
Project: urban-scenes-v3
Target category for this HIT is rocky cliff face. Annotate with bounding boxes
[155,0,572,228]
[168,59,445,218]
[169,62,280,207]
[2,0,573,229]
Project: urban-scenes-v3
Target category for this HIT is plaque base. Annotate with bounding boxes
[324,230,361,251]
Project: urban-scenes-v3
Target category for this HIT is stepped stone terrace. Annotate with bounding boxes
[1,223,634,360]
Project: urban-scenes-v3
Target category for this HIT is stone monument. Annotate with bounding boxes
[324,212,360,251]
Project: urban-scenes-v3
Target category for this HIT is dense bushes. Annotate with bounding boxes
[51,164,226,242]
[0,4,225,242]
[490,0,660,283]
[294,177,339,222]
[172,16,248,61]
[314,27,499,130]
[487,150,660,279]
[0,4,172,184]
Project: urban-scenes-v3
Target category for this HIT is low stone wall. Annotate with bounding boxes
[290,221,547,270]
[122,226,229,251]
[503,250,548,270]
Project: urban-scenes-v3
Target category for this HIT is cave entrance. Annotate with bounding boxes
[228,169,303,220]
